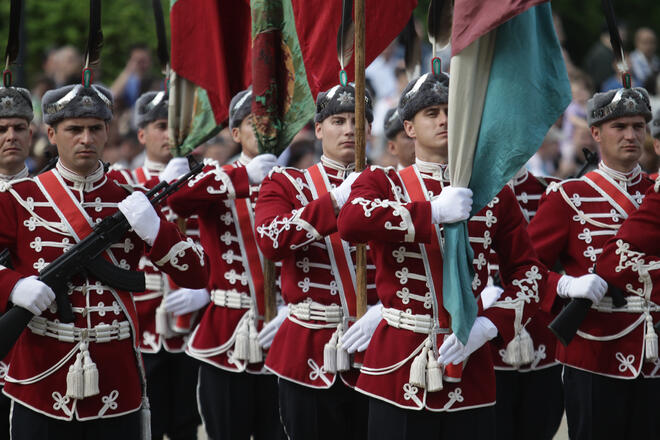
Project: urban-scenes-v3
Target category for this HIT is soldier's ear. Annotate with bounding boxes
[230,126,241,144]
[46,125,57,145]
[403,120,416,139]
[590,125,601,144]
[137,128,146,145]
[314,121,323,140]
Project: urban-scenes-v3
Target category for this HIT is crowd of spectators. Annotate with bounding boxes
[17,14,660,178]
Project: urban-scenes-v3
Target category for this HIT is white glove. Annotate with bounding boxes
[258,305,288,349]
[118,191,161,246]
[160,157,190,182]
[557,274,607,304]
[164,288,210,316]
[246,153,277,184]
[340,304,383,353]
[480,285,504,310]
[9,276,55,315]
[438,317,498,365]
[431,186,473,224]
[330,172,360,209]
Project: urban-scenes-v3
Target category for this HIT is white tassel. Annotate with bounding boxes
[409,341,430,389]
[426,349,443,392]
[519,327,535,365]
[66,353,85,399]
[503,334,522,367]
[140,398,151,440]
[155,304,170,336]
[248,319,263,364]
[82,348,100,397]
[645,315,658,361]
[335,327,350,372]
[323,329,339,374]
[234,318,250,361]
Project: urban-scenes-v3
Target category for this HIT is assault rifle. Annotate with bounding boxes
[0,159,203,358]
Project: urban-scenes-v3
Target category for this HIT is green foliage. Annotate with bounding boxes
[552,0,660,67]
[0,0,170,87]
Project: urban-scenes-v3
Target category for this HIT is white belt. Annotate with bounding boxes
[593,296,660,314]
[210,289,252,309]
[288,301,343,324]
[28,317,131,343]
[382,307,449,334]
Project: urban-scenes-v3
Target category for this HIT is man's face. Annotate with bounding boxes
[637,30,657,58]
[0,118,32,172]
[404,104,449,153]
[47,118,108,175]
[591,115,646,168]
[231,114,259,158]
[138,118,171,164]
[388,130,415,167]
[315,112,370,165]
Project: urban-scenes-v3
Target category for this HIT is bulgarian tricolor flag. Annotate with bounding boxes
[443,1,572,343]
[171,0,416,155]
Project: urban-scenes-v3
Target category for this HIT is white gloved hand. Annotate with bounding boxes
[164,288,210,316]
[430,186,473,224]
[258,305,288,349]
[438,317,498,365]
[160,157,190,183]
[246,153,277,184]
[9,276,55,315]
[330,172,360,209]
[557,274,608,304]
[118,191,161,246]
[480,285,504,310]
[340,304,383,353]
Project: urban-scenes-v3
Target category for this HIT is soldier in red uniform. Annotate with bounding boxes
[131,91,206,440]
[0,83,208,440]
[528,86,656,439]
[598,178,660,437]
[490,168,564,440]
[0,86,34,440]
[168,88,285,440]
[337,72,544,440]
[254,83,378,440]
[383,107,415,170]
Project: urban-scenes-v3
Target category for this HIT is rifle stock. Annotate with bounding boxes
[549,282,626,346]
[0,160,203,359]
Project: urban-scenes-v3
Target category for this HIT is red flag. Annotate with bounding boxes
[172,0,417,125]
[451,0,547,56]
[171,0,252,125]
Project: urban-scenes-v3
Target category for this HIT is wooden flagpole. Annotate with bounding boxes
[354,0,367,318]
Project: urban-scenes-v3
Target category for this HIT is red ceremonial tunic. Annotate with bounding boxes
[490,170,560,372]
[336,162,544,411]
[131,160,201,354]
[599,183,660,376]
[599,184,660,377]
[0,167,29,388]
[0,162,208,421]
[528,163,655,378]
[254,157,378,389]
[168,156,273,375]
